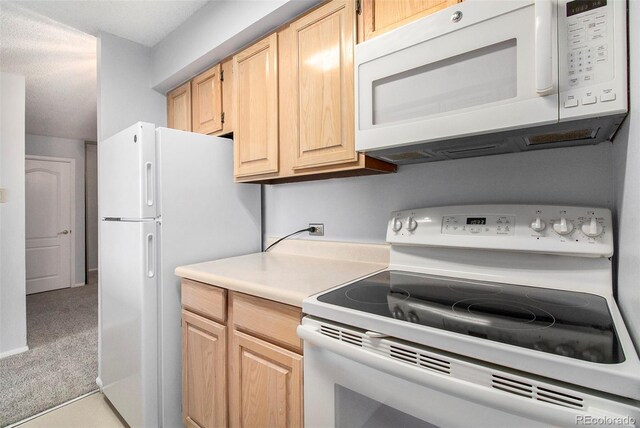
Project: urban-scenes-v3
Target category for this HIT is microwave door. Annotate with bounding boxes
[356,0,559,152]
[99,122,157,219]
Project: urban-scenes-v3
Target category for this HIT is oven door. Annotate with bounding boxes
[356,0,559,153]
[298,318,636,428]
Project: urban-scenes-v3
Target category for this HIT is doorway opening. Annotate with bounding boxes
[0,152,99,426]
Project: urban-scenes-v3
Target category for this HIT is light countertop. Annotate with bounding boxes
[175,240,389,307]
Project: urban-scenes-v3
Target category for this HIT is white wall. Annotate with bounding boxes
[613,0,640,351]
[265,144,614,242]
[86,143,98,271]
[25,134,86,285]
[96,31,167,383]
[152,0,322,93]
[97,32,166,141]
[0,72,27,357]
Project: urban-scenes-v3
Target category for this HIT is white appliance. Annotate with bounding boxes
[299,205,640,427]
[355,0,628,164]
[97,123,261,427]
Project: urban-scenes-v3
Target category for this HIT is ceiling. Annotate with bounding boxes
[0,1,208,141]
[10,1,209,48]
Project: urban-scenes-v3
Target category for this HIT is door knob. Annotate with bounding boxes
[58,230,70,235]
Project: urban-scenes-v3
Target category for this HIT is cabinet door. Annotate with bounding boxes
[192,64,223,135]
[230,330,302,428]
[220,58,235,135]
[182,310,227,428]
[168,81,192,131]
[290,0,357,170]
[361,0,462,41]
[233,34,279,178]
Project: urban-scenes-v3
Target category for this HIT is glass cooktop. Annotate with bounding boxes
[317,270,624,364]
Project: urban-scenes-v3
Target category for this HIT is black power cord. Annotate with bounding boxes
[264,226,316,252]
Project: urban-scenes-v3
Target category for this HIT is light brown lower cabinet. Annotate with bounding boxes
[181,280,303,428]
[229,331,303,428]
[182,310,227,428]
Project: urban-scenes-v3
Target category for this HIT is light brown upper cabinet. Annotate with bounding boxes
[359,0,462,42]
[220,58,235,135]
[233,33,279,178]
[290,0,356,170]
[191,64,223,135]
[167,82,192,131]
[234,0,395,183]
[167,59,234,136]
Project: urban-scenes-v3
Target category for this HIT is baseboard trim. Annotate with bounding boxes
[0,345,29,359]
[72,282,86,288]
[7,389,99,428]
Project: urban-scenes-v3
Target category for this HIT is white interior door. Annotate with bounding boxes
[25,157,73,294]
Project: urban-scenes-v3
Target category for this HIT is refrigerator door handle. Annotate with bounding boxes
[145,162,154,207]
[146,233,156,278]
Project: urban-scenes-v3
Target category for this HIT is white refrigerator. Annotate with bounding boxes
[97,122,261,427]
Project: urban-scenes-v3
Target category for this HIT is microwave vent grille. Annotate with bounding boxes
[526,128,598,145]
[439,143,512,159]
[378,151,433,163]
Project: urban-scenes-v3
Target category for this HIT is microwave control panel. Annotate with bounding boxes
[558,0,626,121]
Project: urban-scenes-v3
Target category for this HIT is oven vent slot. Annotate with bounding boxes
[319,325,363,347]
[491,375,533,398]
[491,375,584,409]
[536,387,584,409]
[389,345,451,375]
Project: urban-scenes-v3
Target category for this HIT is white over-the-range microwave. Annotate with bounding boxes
[355,0,628,164]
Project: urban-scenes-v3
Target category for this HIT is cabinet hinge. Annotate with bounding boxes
[220,70,224,82]
[221,112,225,124]
[355,0,362,15]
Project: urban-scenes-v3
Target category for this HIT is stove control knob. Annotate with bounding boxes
[392,218,403,232]
[552,217,574,235]
[581,217,603,237]
[554,344,575,357]
[581,347,604,363]
[407,217,418,232]
[530,217,546,232]
[392,306,405,320]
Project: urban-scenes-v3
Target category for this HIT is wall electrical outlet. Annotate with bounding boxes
[309,223,324,236]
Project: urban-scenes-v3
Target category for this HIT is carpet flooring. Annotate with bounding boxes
[0,279,99,427]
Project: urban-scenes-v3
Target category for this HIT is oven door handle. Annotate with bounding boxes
[297,324,615,426]
[535,0,553,95]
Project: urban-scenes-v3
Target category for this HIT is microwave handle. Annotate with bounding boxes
[535,0,553,95]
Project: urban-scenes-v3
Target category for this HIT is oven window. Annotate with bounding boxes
[335,385,438,428]
[372,39,517,125]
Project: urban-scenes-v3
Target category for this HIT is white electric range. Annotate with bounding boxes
[299,205,640,427]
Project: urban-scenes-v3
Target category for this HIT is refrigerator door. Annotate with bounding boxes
[155,127,261,427]
[99,122,157,219]
[101,219,159,428]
